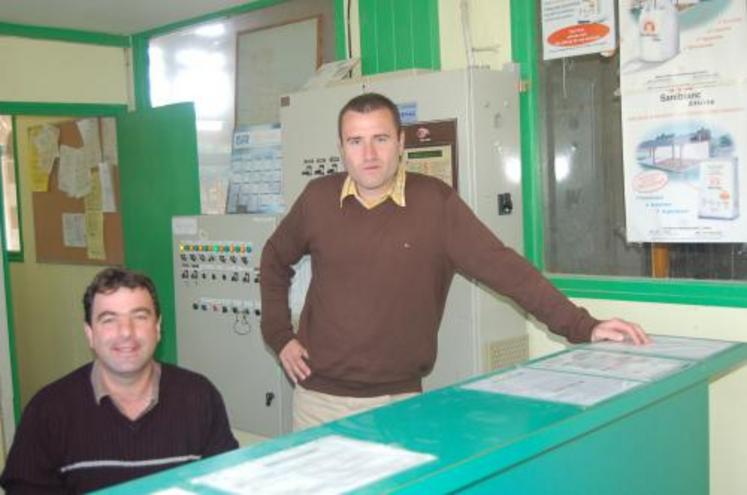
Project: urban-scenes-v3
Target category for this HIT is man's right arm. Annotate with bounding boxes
[0,396,66,494]
[260,189,310,358]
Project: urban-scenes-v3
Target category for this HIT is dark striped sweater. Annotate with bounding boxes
[0,362,238,494]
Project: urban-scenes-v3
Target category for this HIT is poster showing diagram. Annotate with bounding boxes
[620,0,747,242]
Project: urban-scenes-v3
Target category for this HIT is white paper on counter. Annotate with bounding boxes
[588,335,736,361]
[462,367,642,407]
[529,349,689,382]
[191,435,436,495]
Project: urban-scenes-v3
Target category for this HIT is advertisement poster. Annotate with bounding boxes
[620,0,747,242]
[542,0,616,60]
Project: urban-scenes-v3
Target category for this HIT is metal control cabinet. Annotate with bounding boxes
[280,68,528,390]
[172,214,291,437]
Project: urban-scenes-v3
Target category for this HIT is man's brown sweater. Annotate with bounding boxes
[261,173,599,397]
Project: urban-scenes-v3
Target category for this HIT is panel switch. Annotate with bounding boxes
[498,193,513,216]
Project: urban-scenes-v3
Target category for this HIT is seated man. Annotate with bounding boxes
[0,267,238,493]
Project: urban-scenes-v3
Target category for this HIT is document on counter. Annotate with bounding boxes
[191,435,436,495]
[529,350,689,382]
[462,367,642,406]
[587,335,736,361]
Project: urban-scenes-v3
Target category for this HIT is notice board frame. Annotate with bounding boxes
[31,117,123,266]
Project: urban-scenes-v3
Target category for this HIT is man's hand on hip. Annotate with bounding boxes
[280,339,311,384]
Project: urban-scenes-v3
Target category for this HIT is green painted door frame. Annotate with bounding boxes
[118,103,201,364]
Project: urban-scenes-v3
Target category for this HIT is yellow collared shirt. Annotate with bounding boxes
[339,165,407,209]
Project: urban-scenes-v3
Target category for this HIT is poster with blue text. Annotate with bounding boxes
[620,0,747,242]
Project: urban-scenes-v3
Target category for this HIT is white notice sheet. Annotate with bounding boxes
[529,350,689,382]
[32,124,60,174]
[588,335,736,361]
[462,368,641,406]
[191,435,436,495]
[62,213,86,248]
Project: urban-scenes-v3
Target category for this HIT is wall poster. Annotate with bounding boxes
[621,0,747,242]
[542,0,617,60]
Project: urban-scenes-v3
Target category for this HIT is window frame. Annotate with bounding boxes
[131,0,348,111]
[1,116,24,261]
[510,1,747,308]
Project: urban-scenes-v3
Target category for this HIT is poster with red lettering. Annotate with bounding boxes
[541,0,616,60]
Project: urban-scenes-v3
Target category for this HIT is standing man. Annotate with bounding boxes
[0,268,238,493]
[261,93,648,431]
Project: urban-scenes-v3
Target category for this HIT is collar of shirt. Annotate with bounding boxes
[91,360,161,418]
[339,165,407,209]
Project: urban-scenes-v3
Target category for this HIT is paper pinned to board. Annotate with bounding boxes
[98,161,117,212]
[58,145,92,198]
[62,213,86,248]
[84,169,103,212]
[85,210,106,260]
[76,117,102,166]
[31,124,60,175]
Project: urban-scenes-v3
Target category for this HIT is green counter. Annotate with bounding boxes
[98,340,747,494]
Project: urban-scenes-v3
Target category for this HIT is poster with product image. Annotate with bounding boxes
[620,0,747,242]
[541,0,616,60]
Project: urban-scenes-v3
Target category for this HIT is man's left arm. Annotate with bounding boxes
[443,192,648,344]
[591,318,648,344]
[201,382,239,456]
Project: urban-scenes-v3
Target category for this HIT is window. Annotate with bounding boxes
[0,116,22,257]
[147,0,336,214]
[536,2,747,282]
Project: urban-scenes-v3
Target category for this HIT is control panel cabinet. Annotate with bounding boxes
[172,214,291,437]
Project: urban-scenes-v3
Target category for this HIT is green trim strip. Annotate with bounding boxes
[131,34,151,110]
[357,0,440,75]
[552,275,747,309]
[133,0,289,38]
[7,116,24,263]
[0,102,127,117]
[0,21,130,47]
[334,0,347,60]
[510,0,543,269]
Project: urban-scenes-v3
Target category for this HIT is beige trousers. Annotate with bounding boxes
[293,385,419,431]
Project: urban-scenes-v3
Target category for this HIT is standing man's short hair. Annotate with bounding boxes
[82,267,160,325]
[337,92,402,140]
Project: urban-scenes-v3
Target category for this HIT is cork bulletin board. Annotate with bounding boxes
[30,117,123,265]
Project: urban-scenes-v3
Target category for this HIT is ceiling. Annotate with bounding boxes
[0,0,257,35]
